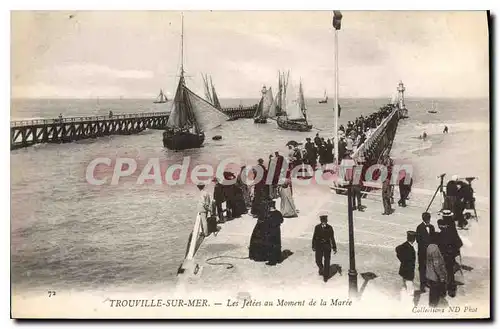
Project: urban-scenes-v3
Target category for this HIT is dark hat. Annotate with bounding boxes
[406,231,417,238]
[320,215,328,222]
[422,212,431,221]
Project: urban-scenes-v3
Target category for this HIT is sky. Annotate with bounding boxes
[11,10,489,99]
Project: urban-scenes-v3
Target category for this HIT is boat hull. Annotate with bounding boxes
[163,130,205,150]
[253,117,267,124]
[276,117,312,132]
[318,100,328,104]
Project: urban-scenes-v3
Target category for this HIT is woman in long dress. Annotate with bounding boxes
[237,166,252,208]
[278,179,298,218]
[249,201,270,261]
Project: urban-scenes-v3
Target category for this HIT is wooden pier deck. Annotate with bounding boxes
[10,112,169,150]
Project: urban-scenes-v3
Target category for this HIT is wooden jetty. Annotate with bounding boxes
[10,112,169,150]
[220,105,258,119]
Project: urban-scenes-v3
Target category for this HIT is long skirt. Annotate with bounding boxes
[279,186,298,218]
[249,220,269,261]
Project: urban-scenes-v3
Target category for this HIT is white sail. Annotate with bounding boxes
[262,87,274,117]
[270,88,280,118]
[284,82,304,120]
[185,87,229,131]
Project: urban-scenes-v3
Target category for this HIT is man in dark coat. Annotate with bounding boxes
[396,231,417,301]
[444,175,459,212]
[213,178,226,222]
[266,201,284,266]
[416,212,435,292]
[312,215,337,282]
[437,216,463,298]
[325,139,334,164]
[305,138,317,169]
[398,171,413,207]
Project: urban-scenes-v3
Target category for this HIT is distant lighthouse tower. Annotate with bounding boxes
[397,81,408,118]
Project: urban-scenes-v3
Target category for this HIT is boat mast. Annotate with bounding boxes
[180,13,184,79]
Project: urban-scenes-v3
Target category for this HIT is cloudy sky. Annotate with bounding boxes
[11,11,489,99]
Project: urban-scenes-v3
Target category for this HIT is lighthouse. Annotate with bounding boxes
[397,81,406,109]
[397,81,408,118]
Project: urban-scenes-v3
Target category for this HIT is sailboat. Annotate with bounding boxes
[154,89,168,103]
[428,101,438,114]
[272,71,288,116]
[318,90,328,104]
[253,86,274,123]
[162,14,230,150]
[276,78,312,132]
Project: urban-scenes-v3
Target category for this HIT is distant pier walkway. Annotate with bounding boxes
[220,105,258,119]
[10,112,169,150]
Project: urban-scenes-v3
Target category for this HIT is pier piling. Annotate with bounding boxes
[10,112,169,150]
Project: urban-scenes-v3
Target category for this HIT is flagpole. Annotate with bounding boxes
[334,28,339,165]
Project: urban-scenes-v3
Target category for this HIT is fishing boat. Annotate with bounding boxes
[318,90,328,104]
[253,86,274,124]
[163,15,230,150]
[276,78,312,132]
[154,89,168,103]
[428,101,438,114]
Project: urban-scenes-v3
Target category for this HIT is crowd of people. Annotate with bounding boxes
[287,104,396,172]
[396,210,464,307]
[395,175,477,307]
[195,152,298,234]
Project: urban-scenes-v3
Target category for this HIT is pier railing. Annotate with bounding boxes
[351,106,401,163]
[10,112,170,127]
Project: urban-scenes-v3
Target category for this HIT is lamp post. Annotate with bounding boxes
[333,10,358,299]
[346,183,358,298]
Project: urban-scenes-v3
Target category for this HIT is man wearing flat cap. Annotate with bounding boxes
[396,231,417,302]
[416,212,435,292]
[312,215,337,282]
